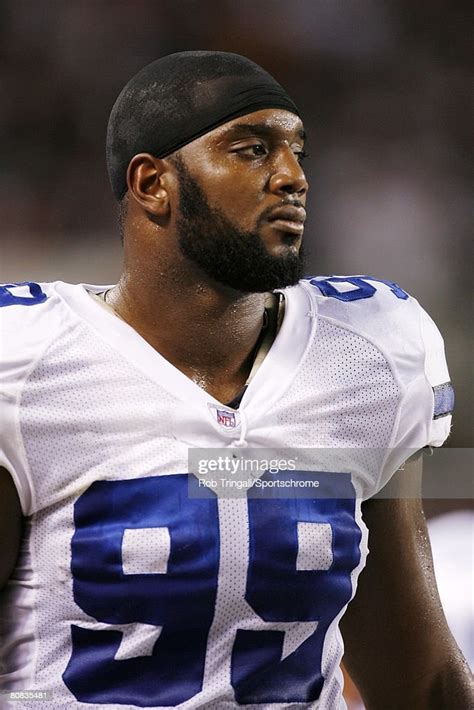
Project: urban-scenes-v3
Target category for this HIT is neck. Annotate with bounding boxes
[108,265,266,391]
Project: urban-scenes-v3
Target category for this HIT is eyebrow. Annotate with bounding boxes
[222,123,306,143]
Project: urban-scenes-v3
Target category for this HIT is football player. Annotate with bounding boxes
[0,51,472,709]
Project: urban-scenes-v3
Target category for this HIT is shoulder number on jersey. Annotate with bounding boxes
[0,282,47,307]
[307,275,409,301]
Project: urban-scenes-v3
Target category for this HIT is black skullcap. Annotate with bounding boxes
[106,51,300,200]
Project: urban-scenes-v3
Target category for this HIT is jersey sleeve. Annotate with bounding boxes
[0,282,64,514]
[379,298,454,491]
[395,298,453,446]
[418,305,454,446]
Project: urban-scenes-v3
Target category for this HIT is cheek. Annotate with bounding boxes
[206,176,267,226]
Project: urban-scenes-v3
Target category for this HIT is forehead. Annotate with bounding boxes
[188,108,305,149]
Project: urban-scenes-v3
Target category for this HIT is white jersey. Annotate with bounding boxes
[0,277,453,709]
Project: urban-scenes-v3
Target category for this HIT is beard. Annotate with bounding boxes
[173,156,306,293]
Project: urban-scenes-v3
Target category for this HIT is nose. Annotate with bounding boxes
[268,148,309,198]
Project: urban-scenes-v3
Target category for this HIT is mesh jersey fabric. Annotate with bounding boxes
[0,278,452,709]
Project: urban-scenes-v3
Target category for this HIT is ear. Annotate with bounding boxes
[126,153,171,216]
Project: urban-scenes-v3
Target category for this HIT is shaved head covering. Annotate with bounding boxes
[106,51,300,200]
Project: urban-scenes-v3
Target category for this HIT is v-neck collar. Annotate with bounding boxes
[56,281,316,421]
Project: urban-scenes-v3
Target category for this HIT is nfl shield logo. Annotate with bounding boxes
[208,404,240,429]
[216,409,236,428]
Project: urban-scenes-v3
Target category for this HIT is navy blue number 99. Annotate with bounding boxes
[64,473,361,705]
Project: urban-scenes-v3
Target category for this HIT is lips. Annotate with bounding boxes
[267,206,307,234]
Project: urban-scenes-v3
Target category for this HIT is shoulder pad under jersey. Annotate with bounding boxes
[301,275,453,448]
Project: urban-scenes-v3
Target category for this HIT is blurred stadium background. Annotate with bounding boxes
[1,2,472,698]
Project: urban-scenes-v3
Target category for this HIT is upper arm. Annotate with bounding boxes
[341,454,472,709]
[0,465,23,590]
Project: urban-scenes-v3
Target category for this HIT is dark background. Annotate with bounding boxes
[1,0,472,446]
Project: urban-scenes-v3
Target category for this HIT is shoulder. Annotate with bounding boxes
[300,274,421,342]
[0,282,67,512]
[0,281,108,513]
[1,281,66,361]
[297,275,449,381]
[0,281,95,380]
[0,283,72,413]
[296,274,453,447]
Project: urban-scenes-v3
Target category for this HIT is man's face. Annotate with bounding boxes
[172,108,309,293]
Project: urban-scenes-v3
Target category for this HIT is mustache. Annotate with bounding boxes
[257,199,306,225]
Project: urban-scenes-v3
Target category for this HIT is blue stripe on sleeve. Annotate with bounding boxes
[433,382,455,419]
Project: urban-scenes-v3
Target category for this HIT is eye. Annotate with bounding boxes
[233,143,268,158]
[294,149,309,164]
